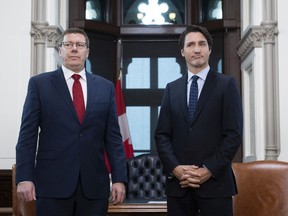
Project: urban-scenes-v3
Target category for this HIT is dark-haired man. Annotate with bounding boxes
[155,25,243,216]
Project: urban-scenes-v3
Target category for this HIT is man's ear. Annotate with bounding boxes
[86,48,90,58]
[181,49,184,57]
[59,47,63,57]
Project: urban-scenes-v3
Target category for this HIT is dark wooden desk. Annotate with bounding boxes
[108,202,167,216]
[0,207,12,216]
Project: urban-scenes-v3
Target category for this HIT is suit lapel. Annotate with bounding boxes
[50,68,79,122]
[84,72,99,123]
[190,70,218,125]
[178,75,191,125]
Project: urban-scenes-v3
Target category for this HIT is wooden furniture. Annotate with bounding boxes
[108,202,167,216]
[12,164,166,216]
[12,165,36,216]
[0,207,12,216]
[232,160,288,216]
[0,169,12,209]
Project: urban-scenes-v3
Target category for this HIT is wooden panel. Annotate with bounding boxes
[108,203,167,216]
[0,170,12,208]
[0,207,12,216]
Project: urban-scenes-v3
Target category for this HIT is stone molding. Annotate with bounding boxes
[31,21,63,48]
[237,23,278,60]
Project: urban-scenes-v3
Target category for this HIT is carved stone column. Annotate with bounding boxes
[31,0,63,75]
[238,0,279,160]
[261,21,279,160]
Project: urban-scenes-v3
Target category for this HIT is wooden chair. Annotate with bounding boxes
[232,160,288,216]
[12,164,36,216]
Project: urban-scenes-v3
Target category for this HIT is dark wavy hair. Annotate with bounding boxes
[179,25,213,50]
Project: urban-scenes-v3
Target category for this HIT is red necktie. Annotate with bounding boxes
[72,74,85,123]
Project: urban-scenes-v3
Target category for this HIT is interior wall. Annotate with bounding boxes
[277,0,288,161]
[0,1,32,169]
[240,0,288,161]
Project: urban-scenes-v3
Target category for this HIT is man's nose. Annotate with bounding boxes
[194,46,201,52]
[71,44,78,51]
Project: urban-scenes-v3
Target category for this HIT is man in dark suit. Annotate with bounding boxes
[155,25,243,216]
[16,27,127,216]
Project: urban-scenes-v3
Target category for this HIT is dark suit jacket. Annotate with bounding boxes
[155,70,243,198]
[16,68,127,199]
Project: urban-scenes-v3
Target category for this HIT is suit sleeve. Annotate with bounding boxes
[154,84,180,174]
[203,77,243,178]
[16,78,40,183]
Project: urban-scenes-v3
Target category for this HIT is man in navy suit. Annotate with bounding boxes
[155,25,243,216]
[16,27,127,215]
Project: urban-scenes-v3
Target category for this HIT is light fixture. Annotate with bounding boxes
[85,1,97,20]
[137,13,144,20]
[169,12,176,20]
[137,0,169,25]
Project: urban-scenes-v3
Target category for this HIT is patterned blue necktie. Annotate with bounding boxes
[188,75,199,121]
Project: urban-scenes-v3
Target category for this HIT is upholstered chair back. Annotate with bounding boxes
[126,154,166,201]
[232,160,288,216]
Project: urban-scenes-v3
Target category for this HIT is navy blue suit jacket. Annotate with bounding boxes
[155,70,243,198]
[16,68,127,199]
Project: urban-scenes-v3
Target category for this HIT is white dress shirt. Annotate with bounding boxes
[62,65,87,108]
[187,66,210,105]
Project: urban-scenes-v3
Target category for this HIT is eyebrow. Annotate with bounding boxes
[185,40,207,45]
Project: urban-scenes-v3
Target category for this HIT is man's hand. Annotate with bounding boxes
[111,182,126,205]
[180,167,212,188]
[17,181,36,202]
[173,165,201,188]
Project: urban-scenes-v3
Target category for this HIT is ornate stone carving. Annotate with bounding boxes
[31,21,63,48]
[31,21,49,44]
[261,21,278,44]
[237,23,278,60]
[46,25,63,47]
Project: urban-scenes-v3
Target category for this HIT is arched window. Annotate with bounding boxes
[85,0,107,22]
[199,0,223,22]
[123,0,185,25]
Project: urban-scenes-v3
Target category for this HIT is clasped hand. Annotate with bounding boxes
[172,165,212,188]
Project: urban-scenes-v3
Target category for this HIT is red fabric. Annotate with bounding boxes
[72,74,85,123]
[105,79,134,172]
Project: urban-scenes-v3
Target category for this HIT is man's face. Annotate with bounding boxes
[59,33,89,73]
[181,32,211,73]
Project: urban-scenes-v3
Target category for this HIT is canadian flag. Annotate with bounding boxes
[105,78,134,172]
[115,78,134,159]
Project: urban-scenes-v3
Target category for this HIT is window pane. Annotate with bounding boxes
[126,107,150,151]
[123,0,185,25]
[126,58,150,89]
[199,0,223,22]
[158,57,182,88]
[85,0,107,22]
[209,31,223,73]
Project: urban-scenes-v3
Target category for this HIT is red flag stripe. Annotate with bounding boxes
[115,78,134,159]
[115,79,125,116]
[105,78,134,172]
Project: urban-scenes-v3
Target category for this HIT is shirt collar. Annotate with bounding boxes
[62,65,87,81]
[187,66,210,83]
